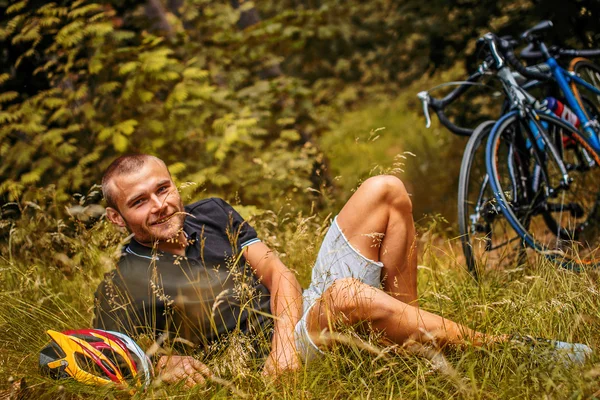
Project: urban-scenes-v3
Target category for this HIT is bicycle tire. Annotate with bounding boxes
[486,111,600,268]
[569,58,600,130]
[458,120,524,277]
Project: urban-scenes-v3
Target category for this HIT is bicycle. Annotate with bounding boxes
[420,28,600,275]
[484,23,600,269]
[417,35,544,277]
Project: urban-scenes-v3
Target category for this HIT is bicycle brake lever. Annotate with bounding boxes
[483,33,504,69]
[417,91,432,128]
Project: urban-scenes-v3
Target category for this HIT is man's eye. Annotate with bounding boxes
[158,186,168,194]
[133,199,144,206]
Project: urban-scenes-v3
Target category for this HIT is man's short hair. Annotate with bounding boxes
[102,154,167,210]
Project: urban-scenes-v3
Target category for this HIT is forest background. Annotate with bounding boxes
[1,0,600,399]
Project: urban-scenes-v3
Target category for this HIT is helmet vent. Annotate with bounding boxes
[74,352,108,378]
[100,349,133,380]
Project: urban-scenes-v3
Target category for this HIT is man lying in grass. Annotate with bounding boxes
[93,154,591,387]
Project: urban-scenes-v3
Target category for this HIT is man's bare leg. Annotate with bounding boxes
[306,277,492,349]
[337,175,418,304]
[308,176,495,349]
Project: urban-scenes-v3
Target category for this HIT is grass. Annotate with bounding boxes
[1,199,600,399]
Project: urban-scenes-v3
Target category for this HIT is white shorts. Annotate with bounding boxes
[294,216,384,362]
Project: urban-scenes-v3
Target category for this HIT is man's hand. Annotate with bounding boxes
[156,355,211,388]
[263,340,301,378]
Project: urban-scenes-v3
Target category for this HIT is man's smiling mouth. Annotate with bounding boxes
[151,213,175,226]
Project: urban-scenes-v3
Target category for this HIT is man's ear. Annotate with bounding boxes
[106,207,126,228]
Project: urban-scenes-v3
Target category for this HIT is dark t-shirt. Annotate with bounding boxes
[93,198,272,351]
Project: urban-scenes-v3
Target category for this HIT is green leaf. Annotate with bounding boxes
[146,120,165,134]
[39,17,61,28]
[21,170,41,185]
[47,108,70,124]
[7,1,27,14]
[42,97,67,109]
[83,22,113,38]
[276,117,296,126]
[117,119,138,136]
[96,82,121,95]
[151,138,166,149]
[98,127,112,141]
[138,90,154,103]
[112,133,128,152]
[88,57,104,75]
[55,20,85,47]
[182,68,209,81]
[168,162,186,176]
[0,73,11,85]
[281,129,301,141]
[0,92,19,104]
[67,3,103,18]
[0,112,21,124]
[119,62,139,75]
[211,174,231,186]
[57,142,77,157]
[11,25,41,45]
[156,71,180,82]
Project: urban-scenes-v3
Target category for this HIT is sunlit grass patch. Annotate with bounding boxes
[321,64,505,224]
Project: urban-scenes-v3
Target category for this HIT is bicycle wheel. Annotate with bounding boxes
[458,120,524,277]
[569,58,600,126]
[487,112,600,268]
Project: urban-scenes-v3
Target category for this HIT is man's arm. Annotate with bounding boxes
[244,241,303,376]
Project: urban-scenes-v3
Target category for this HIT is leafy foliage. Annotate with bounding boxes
[257,0,600,97]
[0,0,598,213]
[0,0,326,210]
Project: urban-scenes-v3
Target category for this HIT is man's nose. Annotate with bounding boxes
[149,194,167,213]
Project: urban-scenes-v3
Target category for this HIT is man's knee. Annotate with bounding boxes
[361,175,412,215]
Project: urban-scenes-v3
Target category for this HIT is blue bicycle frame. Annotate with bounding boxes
[543,45,600,151]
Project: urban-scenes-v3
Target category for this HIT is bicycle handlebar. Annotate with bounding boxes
[417,69,484,136]
[520,43,600,60]
[432,104,476,136]
[419,22,600,137]
[560,48,600,57]
[504,48,551,81]
[418,29,557,136]
[521,20,554,42]
[418,33,525,136]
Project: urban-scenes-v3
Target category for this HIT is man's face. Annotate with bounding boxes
[106,160,185,244]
